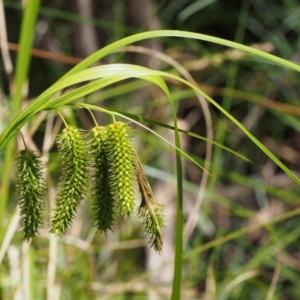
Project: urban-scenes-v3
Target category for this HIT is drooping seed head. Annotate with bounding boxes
[104,122,136,216]
[133,149,165,252]
[138,204,164,252]
[90,126,115,233]
[51,126,88,235]
[15,149,46,241]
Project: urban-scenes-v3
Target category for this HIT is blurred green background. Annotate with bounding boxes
[1,0,300,299]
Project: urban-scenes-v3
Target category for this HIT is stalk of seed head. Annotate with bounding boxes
[133,150,165,252]
[51,126,88,235]
[104,122,136,216]
[90,126,115,233]
[15,149,46,240]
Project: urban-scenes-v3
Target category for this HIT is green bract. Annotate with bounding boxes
[51,126,88,235]
[90,126,115,233]
[15,149,45,240]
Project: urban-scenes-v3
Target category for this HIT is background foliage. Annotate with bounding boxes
[1,0,300,299]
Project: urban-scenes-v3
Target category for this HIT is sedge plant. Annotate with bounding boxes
[1,3,300,298]
[15,116,165,250]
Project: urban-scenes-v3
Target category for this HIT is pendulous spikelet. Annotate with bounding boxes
[51,126,88,235]
[133,149,165,252]
[15,149,46,241]
[104,122,136,216]
[138,205,164,252]
[90,126,115,233]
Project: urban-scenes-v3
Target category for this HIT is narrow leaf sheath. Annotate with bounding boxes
[90,126,115,233]
[105,122,136,216]
[51,126,88,235]
[15,149,46,240]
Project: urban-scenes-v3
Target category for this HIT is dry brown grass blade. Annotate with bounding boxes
[0,41,84,65]
[0,0,13,79]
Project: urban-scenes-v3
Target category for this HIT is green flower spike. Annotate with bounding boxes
[90,126,115,233]
[15,149,46,241]
[105,122,136,217]
[51,126,88,235]
[133,150,165,252]
[138,205,164,252]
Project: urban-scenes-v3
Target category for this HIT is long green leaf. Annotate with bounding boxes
[1,63,299,186]
[59,30,300,79]
[13,0,40,112]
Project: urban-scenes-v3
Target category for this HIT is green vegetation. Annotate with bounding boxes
[1,1,300,299]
